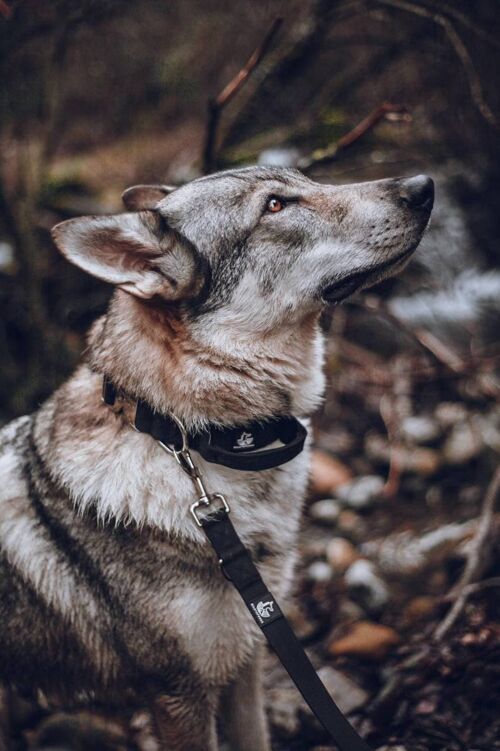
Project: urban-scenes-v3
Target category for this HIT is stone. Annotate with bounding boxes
[336,475,385,509]
[309,498,342,526]
[365,435,440,476]
[337,510,366,538]
[329,621,401,660]
[435,401,468,428]
[402,596,438,626]
[401,415,440,444]
[316,666,369,713]
[309,450,353,497]
[326,537,358,572]
[345,560,390,612]
[267,668,368,740]
[443,421,483,464]
[307,561,332,583]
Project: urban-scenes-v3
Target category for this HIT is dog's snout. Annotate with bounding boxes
[398,175,434,210]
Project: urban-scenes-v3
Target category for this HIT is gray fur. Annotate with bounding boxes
[0,167,432,749]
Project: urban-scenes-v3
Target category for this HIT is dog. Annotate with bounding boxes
[0,166,433,750]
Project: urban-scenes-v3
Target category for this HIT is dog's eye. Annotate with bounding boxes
[266,196,285,213]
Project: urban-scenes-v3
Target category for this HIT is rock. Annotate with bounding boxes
[361,521,476,577]
[326,537,358,572]
[403,447,441,476]
[337,510,366,538]
[316,666,369,713]
[286,601,317,640]
[364,435,440,476]
[309,450,353,497]
[258,146,300,168]
[402,596,438,626]
[442,421,483,464]
[328,621,401,660]
[401,415,440,444]
[336,475,385,509]
[307,561,332,583]
[344,560,390,612]
[338,598,365,623]
[309,498,342,526]
[267,668,368,740]
[375,746,408,751]
[435,401,468,428]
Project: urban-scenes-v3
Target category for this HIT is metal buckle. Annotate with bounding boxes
[190,493,230,527]
[156,414,230,527]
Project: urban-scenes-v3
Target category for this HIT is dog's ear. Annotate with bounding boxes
[51,211,202,301]
[121,184,176,211]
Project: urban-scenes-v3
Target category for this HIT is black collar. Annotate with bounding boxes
[102,377,307,472]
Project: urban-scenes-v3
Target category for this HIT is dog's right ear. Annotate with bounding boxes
[51,211,203,301]
[121,184,176,211]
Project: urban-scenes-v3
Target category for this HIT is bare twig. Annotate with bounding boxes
[376,0,498,129]
[434,467,500,641]
[299,102,410,171]
[202,17,283,174]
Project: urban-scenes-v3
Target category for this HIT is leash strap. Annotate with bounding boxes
[202,509,372,751]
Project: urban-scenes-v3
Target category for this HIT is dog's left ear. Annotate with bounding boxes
[51,211,203,301]
[121,184,176,211]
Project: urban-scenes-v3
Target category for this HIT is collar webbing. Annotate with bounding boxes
[102,377,307,471]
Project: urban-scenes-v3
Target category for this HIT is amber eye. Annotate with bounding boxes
[266,196,284,213]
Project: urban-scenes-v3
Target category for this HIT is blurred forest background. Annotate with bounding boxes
[0,1,499,750]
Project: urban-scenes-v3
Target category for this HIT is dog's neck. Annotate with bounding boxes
[87,291,326,428]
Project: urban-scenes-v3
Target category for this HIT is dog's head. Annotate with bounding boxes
[52,167,433,333]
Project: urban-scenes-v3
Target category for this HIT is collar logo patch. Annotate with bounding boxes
[234,431,255,449]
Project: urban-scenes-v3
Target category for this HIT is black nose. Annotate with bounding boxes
[399,175,434,210]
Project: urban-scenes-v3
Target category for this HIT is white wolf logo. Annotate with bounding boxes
[234,431,255,449]
[256,600,275,619]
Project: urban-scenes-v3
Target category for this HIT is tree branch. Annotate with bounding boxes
[434,467,500,641]
[299,102,410,172]
[376,0,498,129]
[202,17,283,174]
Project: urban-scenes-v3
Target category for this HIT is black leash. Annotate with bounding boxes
[102,377,372,751]
[203,508,371,751]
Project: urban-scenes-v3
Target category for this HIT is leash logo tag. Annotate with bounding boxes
[234,431,255,449]
[249,594,283,627]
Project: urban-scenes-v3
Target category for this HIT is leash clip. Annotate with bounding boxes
[157,415,230,527]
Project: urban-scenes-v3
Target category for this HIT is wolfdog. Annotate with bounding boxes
[0,167,433,750]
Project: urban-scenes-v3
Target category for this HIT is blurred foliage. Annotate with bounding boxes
[0,0,499,420]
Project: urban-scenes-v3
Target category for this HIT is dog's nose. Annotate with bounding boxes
[399,175,434,210]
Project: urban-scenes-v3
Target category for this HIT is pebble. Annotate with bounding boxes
[337,509,366,538]
[309,450,353,497]
[402,596,438,626]
[365,435,440,476]
[345,559,390,612]
[326,537,358,572]
[307,560,332,583]
[435,401,468,428]
[267,668,368,740]
[316,666,369,713]
[309,498,342,526]
[336,475,385,509]
[442,421,483,464]
[401,415,440,444]
[375,746,408,751]
[328,620,401,661]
